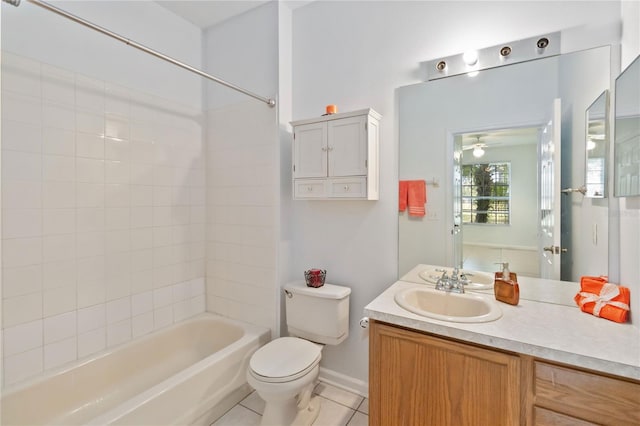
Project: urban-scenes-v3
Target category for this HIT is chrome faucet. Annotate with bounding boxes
[435,268,465,294]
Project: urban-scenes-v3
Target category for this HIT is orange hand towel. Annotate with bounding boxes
[574,276,630,323]
[408,180,426,217]
[399,181,408,212]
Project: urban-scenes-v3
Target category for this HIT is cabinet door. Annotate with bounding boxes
[293,122,327,178]
[328,116,367,177]
[370,321,521,426]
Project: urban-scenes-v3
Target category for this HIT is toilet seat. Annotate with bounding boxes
[249,337,322,384]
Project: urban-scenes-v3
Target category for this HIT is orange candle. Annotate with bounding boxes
[326,104,337,114]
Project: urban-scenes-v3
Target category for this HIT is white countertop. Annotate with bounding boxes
[364,265,640,380]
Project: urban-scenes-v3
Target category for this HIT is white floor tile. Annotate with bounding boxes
[239,391,266,415]
[312,396,355,426]
[357,398,369,414]
[346,412,369,426]
[314,382,364,410]
[212,405,261,426]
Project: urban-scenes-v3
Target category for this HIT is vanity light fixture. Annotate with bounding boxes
[473,145,485,158]
[463,50,478,66]
[426,32,560,80]
[587,139,596,151]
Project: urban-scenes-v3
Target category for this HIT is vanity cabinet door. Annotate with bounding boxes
[369,320,521,426]
[327,115,367,177]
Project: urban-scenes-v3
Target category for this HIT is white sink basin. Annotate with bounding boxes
[394,286,502,323]
[418,267,494,290]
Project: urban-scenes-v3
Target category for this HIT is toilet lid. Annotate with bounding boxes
[250,337,322,381]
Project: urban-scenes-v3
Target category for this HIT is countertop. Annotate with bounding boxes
[364,264,640,380]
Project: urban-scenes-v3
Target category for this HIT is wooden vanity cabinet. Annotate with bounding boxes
[369,320,640,426]
[369,320,522,426]
[529,360,640,425]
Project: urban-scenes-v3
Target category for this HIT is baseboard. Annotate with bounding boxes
[318,367,368,398]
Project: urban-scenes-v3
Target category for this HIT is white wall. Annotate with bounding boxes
[292,0,621,386]
[202,2,281,337]
[1,1,206,387]
[1,0,202,109]
[619,1,640,322]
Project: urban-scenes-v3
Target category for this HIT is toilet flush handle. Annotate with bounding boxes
[359,317,369,328]
[284,289,293,298]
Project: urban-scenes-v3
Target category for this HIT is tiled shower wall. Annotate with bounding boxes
[205,100,279,338]
[1,52,206,387]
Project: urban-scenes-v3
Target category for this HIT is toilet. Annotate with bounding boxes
[247,281,351,426]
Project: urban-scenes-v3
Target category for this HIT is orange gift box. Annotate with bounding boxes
[574,276,630,323]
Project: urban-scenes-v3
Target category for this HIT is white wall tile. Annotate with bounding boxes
[4,347,43,386]
[43,209,75,236]
[153,286,173,309]
[76,133,105,159]
[2,92,42,126]
[76,232,105,258]
[77,327,106,358]
[44,337,77,370]
[42,64,75,106]
[132,312,154,338]
[154,305,173,330]
[2,54,41,97]
[76,158,105,183]
[77,281,106,309]
[2,150,41,182]
[131,290,153,316]
[42,234,76,263]
[2,265,42,299]
[105,230,130,254]
[77,304,106,334]
[76,183,105,208]
[105,275,131,301]
[107,319,131,347]
[3,319,43,357]
[2,209,42,239]
[130,163,154,185]
[105,137,130,161]
[3,292,42,328]
[153,227,173,247]
[131,269,153,294]
[131,249,153,272]
[42,182,75,209]
[43,127,75,156]
[105,207,130,230]
[43,155,76,182]
[131,228,153,250]
[44,311,76,344]
[76,208,105,233]
[76,256,105,285]
[105,114,130,140]
[105,161,130,184]
[2,120,42,153]
[43,260,76,290]
[2,237,42,268]
[106,297,131,325]
[2,181,42,209]
[76,75,105,112]
[43,284,76,317]
[105,184,130,207]
[43,103,75,131]
[131,206,153,228]
[105,84,130,117]
[130,185,153,206]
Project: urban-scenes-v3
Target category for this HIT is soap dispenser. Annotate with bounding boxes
[494,262,519,305]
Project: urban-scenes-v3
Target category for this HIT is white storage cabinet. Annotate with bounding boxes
[291,108,381,200]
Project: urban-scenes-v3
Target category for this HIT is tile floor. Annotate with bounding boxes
[213,382,368,426]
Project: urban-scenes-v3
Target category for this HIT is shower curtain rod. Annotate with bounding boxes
[3,0,276,107]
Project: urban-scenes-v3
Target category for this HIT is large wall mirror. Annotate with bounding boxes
[614,55,640,197]
[398,45,611,297]
[585,91,609,198]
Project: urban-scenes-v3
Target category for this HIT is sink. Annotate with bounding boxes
[394,286,502,323]
[418,267,494,290]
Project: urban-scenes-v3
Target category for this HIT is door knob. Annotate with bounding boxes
[543,246,566,254]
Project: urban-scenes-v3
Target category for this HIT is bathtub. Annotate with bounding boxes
[1,313,270,425]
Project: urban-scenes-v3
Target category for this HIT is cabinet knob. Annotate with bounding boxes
[344,185,350,191]
[328,146,334,151]
[307,186,313,192]
[321,147,328,152]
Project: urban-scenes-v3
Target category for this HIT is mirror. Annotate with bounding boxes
[614,55,640,197]
[398,45,611,294]
[585,91,609,198]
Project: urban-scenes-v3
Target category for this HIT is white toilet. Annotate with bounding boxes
[247,281,351,426]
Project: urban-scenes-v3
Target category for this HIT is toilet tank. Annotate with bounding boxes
[284,281,351,345]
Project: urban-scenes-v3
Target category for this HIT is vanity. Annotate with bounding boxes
[364,265,640,426]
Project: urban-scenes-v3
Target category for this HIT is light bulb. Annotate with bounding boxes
[473,146,485,158]
[463,50,478,66]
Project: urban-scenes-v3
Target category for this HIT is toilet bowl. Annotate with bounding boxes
[247,337,322,426]
[247,282,351,426]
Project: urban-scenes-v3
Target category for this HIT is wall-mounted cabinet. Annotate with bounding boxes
[291,108,381,200]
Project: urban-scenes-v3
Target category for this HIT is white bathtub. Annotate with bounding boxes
[1,313,270,425]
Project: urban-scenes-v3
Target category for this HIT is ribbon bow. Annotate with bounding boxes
[578,282,630,317]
